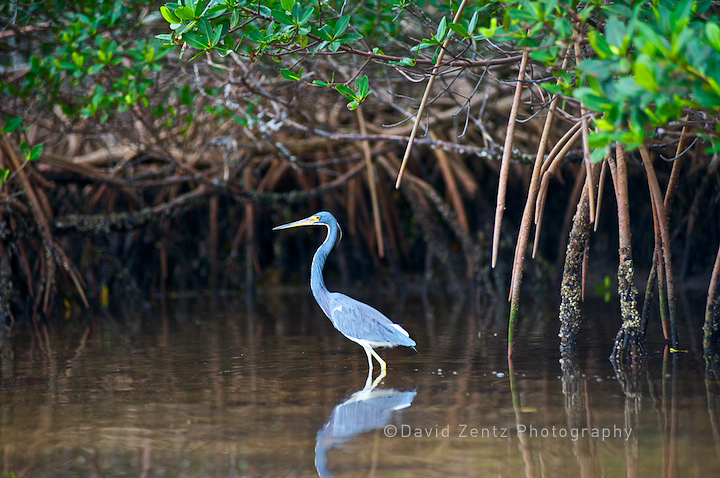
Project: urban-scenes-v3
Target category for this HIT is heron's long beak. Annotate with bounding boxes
[273,215,320,230]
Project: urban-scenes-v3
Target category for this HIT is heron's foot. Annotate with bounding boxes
[370,370,385,391]
[369,348,387,374]
[362,367,386,391]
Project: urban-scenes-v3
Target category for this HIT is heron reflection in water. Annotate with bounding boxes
[315,376,417,477]
[274,211,416,383]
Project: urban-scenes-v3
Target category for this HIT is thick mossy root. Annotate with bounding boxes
[559,273,582,353]
[559,191,590,353]
[610,326,646,366]
[610,256,646,366]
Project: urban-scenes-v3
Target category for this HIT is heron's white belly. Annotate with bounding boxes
[346,337,396,349]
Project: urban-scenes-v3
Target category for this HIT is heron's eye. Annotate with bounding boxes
[312,215,320,222]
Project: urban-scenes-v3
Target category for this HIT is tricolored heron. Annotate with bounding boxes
[273,211,416,378]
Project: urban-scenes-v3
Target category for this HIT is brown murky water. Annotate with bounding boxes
[1,288,719,477]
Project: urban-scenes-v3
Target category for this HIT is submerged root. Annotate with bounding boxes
[610,326,646,366]
[611,347,647,399]
[560,348,582,412]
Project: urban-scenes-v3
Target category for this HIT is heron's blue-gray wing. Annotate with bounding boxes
[329,389,416,439]
[327,293,415,346]
[315,388,416,477]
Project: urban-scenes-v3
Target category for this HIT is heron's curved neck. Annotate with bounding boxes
[311,224,336,309]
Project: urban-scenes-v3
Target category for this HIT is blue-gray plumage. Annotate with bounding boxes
[273,211,416,375]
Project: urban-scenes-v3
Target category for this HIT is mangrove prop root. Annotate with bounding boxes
[492,50,529,269]
[559,183,591,352]
[640,145,679,349]
[555,165,588,270]
[613,146,632,254]
[641,127,689,336]
[640,257,659,334]
[507,51,566,357]
[609,145,645,364]
[508,50,569,290]
[594,157,609,232]
[533,126,584,258]
[611,255,644,361]
[648,193,671,341]
[705,244,720,362]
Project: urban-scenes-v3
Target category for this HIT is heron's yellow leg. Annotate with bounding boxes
[369,348,387,374]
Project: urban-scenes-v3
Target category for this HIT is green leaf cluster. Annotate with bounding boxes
[157,1,373,106]
[461,0,720,149]
[312,75,371,110]
[315,15,362,52]
[1,116,23,135]
[158,0,363,59]
[2,0,172,122]
[335,76,372,110]
[573,1,720,149]
[20,142,43,162]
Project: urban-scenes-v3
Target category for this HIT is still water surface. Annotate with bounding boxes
[1,288,719,477]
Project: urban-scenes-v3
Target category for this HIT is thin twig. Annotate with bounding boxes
[395,0,470,189]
